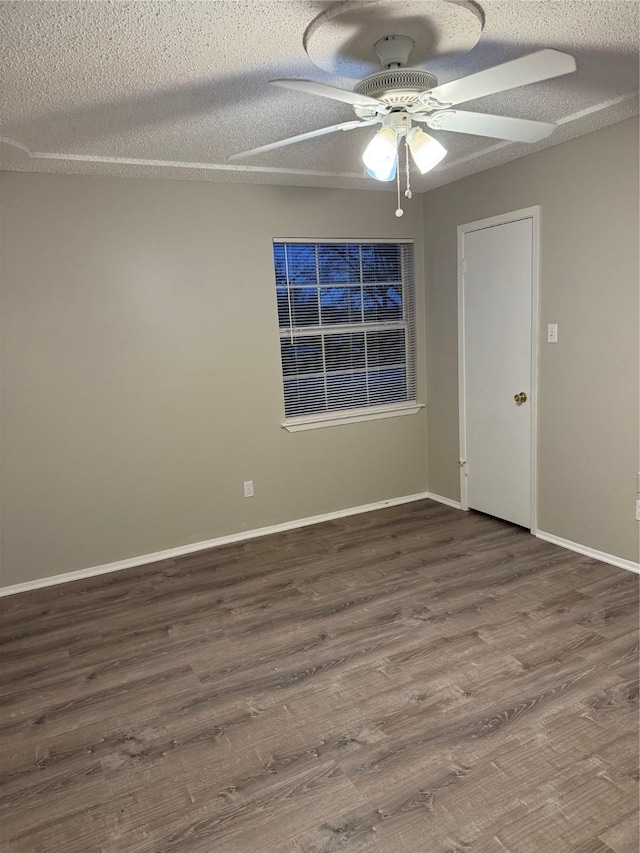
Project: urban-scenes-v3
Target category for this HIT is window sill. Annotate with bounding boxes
[282,402,424,432]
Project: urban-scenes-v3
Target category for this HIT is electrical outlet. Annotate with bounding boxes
[636,499,640,522]
[243,480,254,498]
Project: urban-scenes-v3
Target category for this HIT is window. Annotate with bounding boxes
[273,240,418,428]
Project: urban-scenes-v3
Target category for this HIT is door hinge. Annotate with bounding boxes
[461,259,467,275]
[458,459,468,476]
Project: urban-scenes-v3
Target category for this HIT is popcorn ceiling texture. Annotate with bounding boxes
[0,1,638,191]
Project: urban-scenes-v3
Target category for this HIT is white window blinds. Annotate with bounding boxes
[273,240,416,420]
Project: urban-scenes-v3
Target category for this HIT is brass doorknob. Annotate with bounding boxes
[514,392,528,404]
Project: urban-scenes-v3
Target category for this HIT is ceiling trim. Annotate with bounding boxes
[435,91,639,172]
[1,91,637,183]
[0,137,365,180]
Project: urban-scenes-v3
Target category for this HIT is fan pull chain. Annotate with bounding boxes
[395,156,403,217]
[404,132,412,200]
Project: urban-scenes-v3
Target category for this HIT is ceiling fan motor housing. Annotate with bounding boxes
[353,68,439,116]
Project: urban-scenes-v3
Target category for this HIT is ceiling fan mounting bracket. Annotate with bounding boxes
[374,35,414,69]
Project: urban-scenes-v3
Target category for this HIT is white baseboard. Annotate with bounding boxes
[536,530,639,575]
[9,499,633,597]
[1,491,446,597]
[425,492,463,511]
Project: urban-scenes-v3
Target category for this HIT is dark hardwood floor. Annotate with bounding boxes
[0,500,638,853]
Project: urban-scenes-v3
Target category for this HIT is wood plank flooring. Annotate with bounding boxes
[0,500,638,853]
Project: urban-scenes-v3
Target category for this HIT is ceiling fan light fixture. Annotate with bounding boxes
[407,127,447,174]
[362,126,398,177]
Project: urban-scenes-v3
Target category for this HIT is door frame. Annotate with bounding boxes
[457,205,540,533]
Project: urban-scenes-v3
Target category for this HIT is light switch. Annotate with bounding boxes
[547,323,558,343]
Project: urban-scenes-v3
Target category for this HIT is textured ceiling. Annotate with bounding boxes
[0,1,638,192]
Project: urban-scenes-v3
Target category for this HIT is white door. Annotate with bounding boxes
[459,210,538,529]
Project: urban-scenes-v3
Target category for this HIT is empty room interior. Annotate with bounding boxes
[0,2,638,852]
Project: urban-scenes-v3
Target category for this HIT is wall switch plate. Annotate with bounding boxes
[243,480,254,498]
[636,499,640,522]
[547,323,558,343]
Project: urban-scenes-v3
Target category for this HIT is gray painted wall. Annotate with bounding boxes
[423,117,639,563]
[2,118,638,588]
[0,175,427,585]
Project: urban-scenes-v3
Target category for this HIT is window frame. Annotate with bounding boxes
[273,238,423,431]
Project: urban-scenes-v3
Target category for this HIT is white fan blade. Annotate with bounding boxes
[229,119,374,160]
[422,49,576,109]
[270,79,389,112]
[421,110,556,143]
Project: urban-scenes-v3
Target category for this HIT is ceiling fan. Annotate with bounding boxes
[230,37,576,186]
